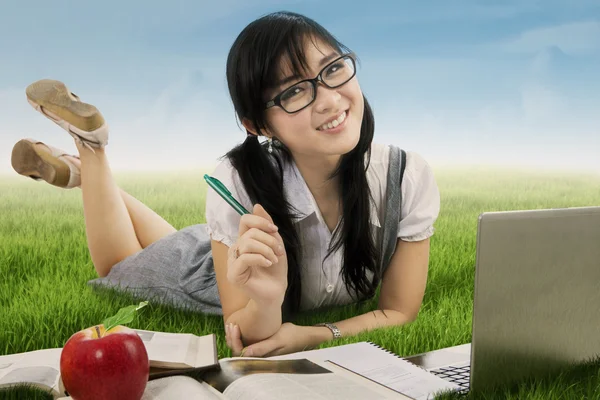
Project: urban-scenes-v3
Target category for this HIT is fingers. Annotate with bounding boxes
[231,324,244,355]
[227,253,272,285]
[252,203,273,223]
[251,204,285,245]
[229,203,286,286]
[225,323,244,356]
[242,339,282,358]
[242,230,285,261]
[225,323,232,349]
[238,205,278,237]
[227,232,286,285]
[246,227,284,254]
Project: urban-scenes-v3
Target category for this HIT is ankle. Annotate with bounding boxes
[75,140,106,157]
[63,155,81,169]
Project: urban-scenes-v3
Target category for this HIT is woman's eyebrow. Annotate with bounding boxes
[273,53,340,89]
[275,74,302,88]
[318,52,339,67]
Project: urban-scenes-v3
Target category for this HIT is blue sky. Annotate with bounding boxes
[1,0,598,173]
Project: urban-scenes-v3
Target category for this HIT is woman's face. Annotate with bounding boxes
[256,38,364,161]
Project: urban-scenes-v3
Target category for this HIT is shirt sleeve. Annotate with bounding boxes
[398,151,441,241]
[204,158,254,247]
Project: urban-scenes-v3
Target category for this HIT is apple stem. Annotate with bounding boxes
[95,325,102,338]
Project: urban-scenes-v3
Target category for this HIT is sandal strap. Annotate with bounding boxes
[28,139,79,160]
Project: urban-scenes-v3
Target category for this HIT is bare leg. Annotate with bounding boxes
[72,142,176,277]
[119,189,178,247]
[20,79,177,277]
[67,153,177,247]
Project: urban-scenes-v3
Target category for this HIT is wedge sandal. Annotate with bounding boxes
[26,79,109,152]
[11,138,81,189]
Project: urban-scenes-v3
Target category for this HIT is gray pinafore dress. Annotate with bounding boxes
[87,146,406,315]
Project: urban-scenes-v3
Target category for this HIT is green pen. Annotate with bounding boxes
[204,174,250,216]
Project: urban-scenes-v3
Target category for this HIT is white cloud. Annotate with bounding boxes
[528,45,570,77]
[520,84,568,125]
[499,20,600,55]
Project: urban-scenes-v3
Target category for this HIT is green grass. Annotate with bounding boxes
[1,167,600,399]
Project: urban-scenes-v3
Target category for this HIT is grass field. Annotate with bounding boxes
[1,166,600,399]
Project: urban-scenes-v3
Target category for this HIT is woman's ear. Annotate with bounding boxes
[242,118,259,137]
[242,118,273,139]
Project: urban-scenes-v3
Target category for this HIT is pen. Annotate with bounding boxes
[203,174,250,216]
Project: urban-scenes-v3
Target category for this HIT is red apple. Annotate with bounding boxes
[60,324,149,400]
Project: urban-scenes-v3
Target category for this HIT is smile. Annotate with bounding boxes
[317,110,348,132]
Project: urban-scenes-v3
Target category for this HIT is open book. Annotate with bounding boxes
[58,357,411,400]
[58,341,460,400]
[0,329,218,398]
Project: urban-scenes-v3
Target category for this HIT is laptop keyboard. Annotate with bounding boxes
[430,363,471,391]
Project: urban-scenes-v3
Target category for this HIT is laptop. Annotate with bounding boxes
[404,206,600,393]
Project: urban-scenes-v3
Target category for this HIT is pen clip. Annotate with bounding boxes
[204,174,250,215]
[205,175,231,195]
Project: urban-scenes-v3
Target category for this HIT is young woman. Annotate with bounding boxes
[10,11,440,357]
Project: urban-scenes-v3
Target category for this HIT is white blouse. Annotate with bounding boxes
[205,142,440,311]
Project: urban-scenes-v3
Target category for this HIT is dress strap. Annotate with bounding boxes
[379,145,406,277]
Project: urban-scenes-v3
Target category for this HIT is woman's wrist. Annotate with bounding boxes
[308,325,336,346]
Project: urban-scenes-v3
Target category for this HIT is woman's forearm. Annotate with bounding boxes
[335,308,415,337]
[226,298,283,345]
[307,309,416,348]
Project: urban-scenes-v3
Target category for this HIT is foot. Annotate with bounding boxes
[11,139,81,189]
[25,79,109,151]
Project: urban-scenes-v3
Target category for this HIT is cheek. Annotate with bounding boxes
[343,80,364,113]
[269,113,313,142]
[347,78,362,97]
[349,90,364,124]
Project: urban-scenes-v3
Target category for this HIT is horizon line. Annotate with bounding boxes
[1,161,598,178]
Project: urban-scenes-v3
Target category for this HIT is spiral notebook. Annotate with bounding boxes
[270,341,461,400]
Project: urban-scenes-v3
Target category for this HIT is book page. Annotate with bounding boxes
[201,358,333,393]
[0,348,62,395]
[197,358,404,400]
[223,371,394,400]
[314,359,410,399]
[57,376,228,400]
[141,376,225,400]
[271,342,461,400]
[134,329,217,369]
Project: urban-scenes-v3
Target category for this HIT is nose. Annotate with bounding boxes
[313,83,341,114]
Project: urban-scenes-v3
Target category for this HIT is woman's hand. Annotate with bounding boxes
[228,204,288,306]
[226,322,330,358]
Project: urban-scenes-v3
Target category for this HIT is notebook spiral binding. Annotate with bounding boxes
[365,341,398,356]
[365,341,428,371]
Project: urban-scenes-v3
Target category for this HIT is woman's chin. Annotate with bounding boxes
[321,129,362,156]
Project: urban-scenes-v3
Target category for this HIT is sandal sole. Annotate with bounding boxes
[11,139,71,188]
[26,79,105,133]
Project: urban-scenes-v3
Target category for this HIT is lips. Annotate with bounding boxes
[317,109,348,131]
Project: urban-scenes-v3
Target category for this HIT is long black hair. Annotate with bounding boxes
[225,11,380,318]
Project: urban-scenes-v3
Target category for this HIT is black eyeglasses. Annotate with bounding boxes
[265,53,357,114]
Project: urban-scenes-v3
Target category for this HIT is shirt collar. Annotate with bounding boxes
[282,157,381,228]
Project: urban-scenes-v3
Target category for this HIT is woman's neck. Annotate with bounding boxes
[292,153,341,203]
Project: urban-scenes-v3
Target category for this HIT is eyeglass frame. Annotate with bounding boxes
[264,52,357,114]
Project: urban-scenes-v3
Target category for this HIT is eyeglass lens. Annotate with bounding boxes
[278,56,355,112]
